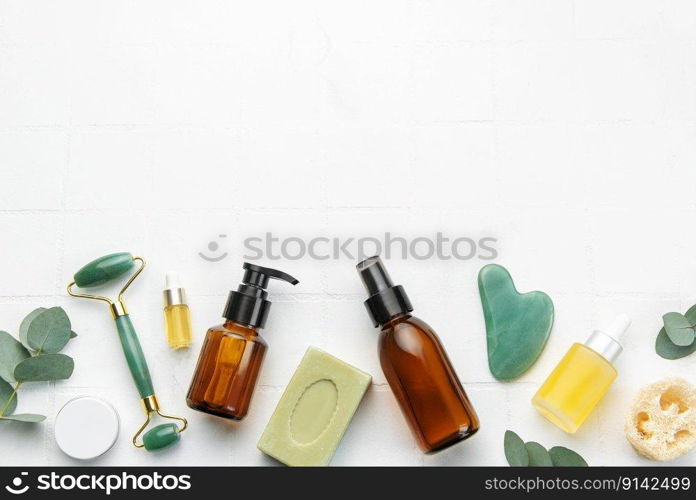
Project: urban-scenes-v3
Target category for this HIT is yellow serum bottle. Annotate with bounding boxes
[532,314,631,433]
[163,272,193,349]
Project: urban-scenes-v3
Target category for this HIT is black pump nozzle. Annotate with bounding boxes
[242,263,299,289]
[357,256,394,294]
[223,262,299,329]
[357,256,413,327]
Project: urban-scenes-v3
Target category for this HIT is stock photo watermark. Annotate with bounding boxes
[199,232,498,262]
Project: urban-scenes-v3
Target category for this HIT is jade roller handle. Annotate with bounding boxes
[114,314,155,398]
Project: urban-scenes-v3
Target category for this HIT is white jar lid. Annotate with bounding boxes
[54,396,119,460]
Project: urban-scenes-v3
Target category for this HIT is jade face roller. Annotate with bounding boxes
[67,252,187,451]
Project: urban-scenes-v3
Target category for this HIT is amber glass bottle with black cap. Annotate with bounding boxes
[356,256,479,452]
[186,263,298,420]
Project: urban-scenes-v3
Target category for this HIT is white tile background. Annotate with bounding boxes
[1,0,695,466]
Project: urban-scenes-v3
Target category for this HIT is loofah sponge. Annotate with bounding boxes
[625,377,696,461]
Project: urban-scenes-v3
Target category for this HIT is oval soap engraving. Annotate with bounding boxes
[290,379,338,444]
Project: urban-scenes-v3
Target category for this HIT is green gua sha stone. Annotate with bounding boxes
[478,264,554,380]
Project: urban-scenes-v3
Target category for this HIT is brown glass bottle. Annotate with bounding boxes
[186,320,266,420]
[379,313,479,452]
[186,262,298,421]
[357,256,479,453]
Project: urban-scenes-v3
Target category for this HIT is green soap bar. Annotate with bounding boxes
[74,252,134,288]
[257,347,371,466]
[143,423,180,451]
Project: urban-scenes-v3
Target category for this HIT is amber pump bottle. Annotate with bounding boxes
[357,256,479,453]
[186,263,298,420]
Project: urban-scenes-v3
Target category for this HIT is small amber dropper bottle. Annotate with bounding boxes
[163,272,193,349]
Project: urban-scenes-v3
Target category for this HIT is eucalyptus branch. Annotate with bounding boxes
[0,307,76,424]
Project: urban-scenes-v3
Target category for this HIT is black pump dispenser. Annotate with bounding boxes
[223,263,299,329]
[357,256,413,327]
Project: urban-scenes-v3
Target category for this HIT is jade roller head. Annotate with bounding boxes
[67,252,187,451]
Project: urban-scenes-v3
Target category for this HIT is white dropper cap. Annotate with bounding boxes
[584,314,632,364]
[165,272,182,290]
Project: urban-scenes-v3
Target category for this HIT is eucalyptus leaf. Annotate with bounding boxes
[656,329,696,359]
[0,331,30,383]
[0,378,17,416]
[549,446,588,466]
[656,304,696,360]
[19,307,46,349]
[504,430,529,466]
[27,307,71,354]
[525,441,553,466]
[1,413,45,423]
[662,312,695,347]
[14,354,74,382]
[70,331,77,339]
